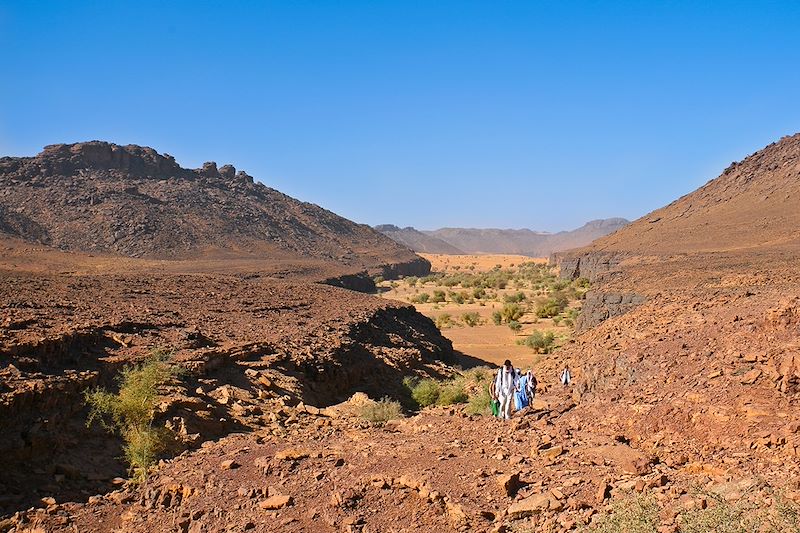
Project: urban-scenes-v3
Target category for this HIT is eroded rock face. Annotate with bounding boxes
[576,291,647,331]
[0,141,427,279]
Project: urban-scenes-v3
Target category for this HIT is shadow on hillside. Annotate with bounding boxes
[449,349,497,370]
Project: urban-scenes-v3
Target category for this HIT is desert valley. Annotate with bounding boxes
[0,133,798,533]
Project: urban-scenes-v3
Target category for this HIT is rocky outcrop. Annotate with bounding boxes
[550,251,628,281]
[576,291,647,331]
[379,256,432,279]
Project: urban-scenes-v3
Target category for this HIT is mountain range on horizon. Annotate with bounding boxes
[375,217,630,257]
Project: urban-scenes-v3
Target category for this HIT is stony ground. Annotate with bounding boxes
[8,388,795,533]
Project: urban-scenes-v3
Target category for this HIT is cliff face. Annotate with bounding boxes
[0,141,428,279]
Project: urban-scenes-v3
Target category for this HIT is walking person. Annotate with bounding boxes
[560,365,571,387]
[526,370,537,405]
[515,369,529,410]
[494,359,517,420]
[489,374,500,417]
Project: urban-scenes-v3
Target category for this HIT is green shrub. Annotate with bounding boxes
[405,276,418,287]
[465,383,492,415]
[508,320,522,332]
[438,380,468,405]
[461,312,482,327]
[85,351,177,482]
[586,494,659,533]
[409,378,440,407]
[524,331,556,353]
[500,303,524,323]
[432,290,446,303]
[503,291,526,303]
[563,318,574,327]
[435,313,454,329]
[535,295,567,318]
[552,316,562,326]
[359,397,403,425]
[411,292,430,303]
[472,287,486,299]
[575,277,590,288]
[449,291,468,304]
[492,311,503,325]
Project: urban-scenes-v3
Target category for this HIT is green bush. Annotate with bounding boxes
[500,303,524,323]
[411,292,430,303]
[461,312,481,327]
[405,276,418,287]
[472,287,486,299]
[432,290,446,303]
[85,351,177,482]
[435,313,454,329]
[524,331,556,353]
[552,316,562,326]
[535,296,567,318]
[359,397,403,425]
[575,277,590,288]
[449,291,469,304]
[508,320,522,332]
[465,383,492,415]
[408,378,441,407]
[438,380,468,405]
[492,311,502,325]
[503,291,526,303]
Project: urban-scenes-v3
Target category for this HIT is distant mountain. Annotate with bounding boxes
[377,218,629,257]
[374,225,465,254]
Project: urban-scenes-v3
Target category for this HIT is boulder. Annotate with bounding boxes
[507,493,552,518]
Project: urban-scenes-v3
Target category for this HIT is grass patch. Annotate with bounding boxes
[359,397,403,425]
[584,494,659,533]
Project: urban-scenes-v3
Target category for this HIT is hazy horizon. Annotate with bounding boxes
[2,1,798,231]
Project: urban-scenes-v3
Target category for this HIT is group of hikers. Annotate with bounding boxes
[489,359,571,420]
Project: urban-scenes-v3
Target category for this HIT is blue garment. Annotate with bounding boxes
[515,375,529,410]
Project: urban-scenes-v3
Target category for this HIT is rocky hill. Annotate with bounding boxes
[374,224,465,254]
[378,218,629,257]
[536,134,800,526]
[0,142,429,278]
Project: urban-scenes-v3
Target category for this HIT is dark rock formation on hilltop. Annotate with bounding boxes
[0,141,428,278]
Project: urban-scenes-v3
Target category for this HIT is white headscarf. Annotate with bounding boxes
[495,364,516,394]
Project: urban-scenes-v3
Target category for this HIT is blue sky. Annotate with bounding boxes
[1,1,799,231]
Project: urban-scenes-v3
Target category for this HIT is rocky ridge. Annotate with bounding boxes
[0,141,429,279]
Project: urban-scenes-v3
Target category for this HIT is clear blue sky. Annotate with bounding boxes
[2,1,799,231]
